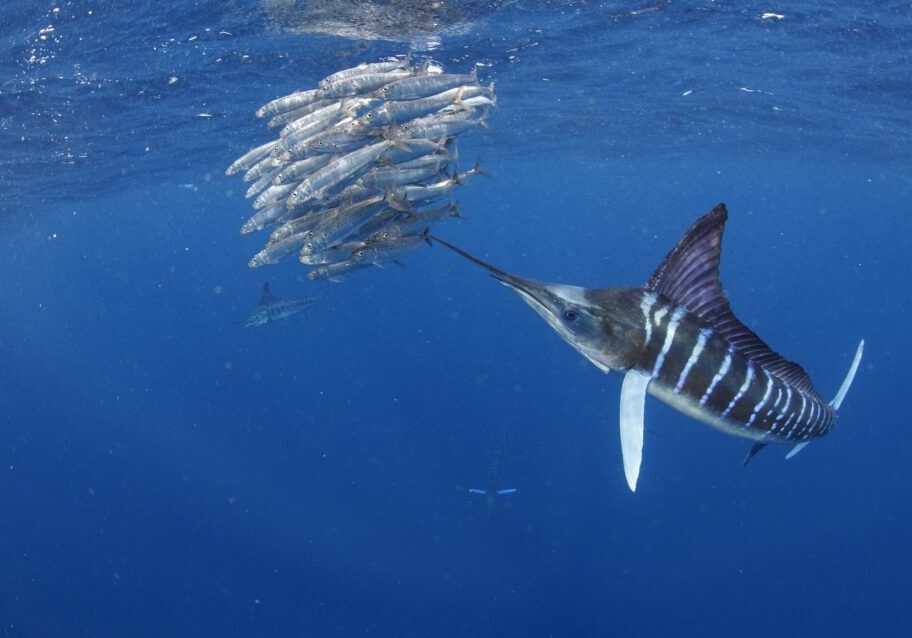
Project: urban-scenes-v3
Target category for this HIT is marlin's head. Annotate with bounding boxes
[494,276,644,373]
[432,237,645,373]
[244,309,268,328]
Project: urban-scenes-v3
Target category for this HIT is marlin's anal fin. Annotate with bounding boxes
[742,442,768,466]
[620,370,650,492]
[785,442,808,459]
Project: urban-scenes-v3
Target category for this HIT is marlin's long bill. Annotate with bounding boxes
[429,235,538,290]
[432,204,864,493]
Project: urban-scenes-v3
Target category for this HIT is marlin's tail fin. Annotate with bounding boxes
[830,339,864,411]
[786,339,864,460]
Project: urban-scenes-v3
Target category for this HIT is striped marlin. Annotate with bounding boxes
[432,204,864,492]
[243,282,323,327]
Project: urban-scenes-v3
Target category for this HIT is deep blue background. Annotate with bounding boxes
[1,2,911,636]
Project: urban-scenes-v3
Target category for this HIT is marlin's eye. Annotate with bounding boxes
[563,308,579,322]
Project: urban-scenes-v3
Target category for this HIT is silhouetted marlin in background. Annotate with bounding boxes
[243,283,323,327]
[469,428,516,518]
[433,204,864,492]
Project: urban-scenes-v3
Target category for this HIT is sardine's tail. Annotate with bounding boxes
[448,201,466,220]
[380,123,410,150]
[384,186,411,212]
[472,157,490,179]
[486,83,498,109]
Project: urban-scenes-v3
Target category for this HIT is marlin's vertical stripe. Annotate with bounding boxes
[675,329,709,394]
[784,397,803,437]
[766,387,783,420]
[652,307,685,378]
[805,402,820,437]
[774,387,793,432]
[794,394,808,436]
[773,387,792,433]
[722,362,754,419]
[779,409,796,436]
[641,293,657,348]
[700,348,731,407]
[746,372,773,428]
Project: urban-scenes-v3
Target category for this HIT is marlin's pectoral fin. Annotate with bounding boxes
[468,489,486,495]
[496,489,517,495]
[620,371,650,493]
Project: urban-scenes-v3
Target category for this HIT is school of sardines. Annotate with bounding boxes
[225,55,494,282]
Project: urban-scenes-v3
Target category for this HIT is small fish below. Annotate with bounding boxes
[469,427,517,520]
[241,282,323,327]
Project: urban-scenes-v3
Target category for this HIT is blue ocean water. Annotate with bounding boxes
[1,1,910,636]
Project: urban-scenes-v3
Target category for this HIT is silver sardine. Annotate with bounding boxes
[256,89,322,119]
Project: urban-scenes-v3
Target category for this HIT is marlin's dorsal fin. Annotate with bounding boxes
[644,204,822,400]
[259,282,279,306]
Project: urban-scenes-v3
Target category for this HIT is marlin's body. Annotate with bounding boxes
[617,288,835,444]
[434,204,864,491]
[244,283,322,327]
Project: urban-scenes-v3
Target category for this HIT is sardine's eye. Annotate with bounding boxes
[563,308,579,322]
